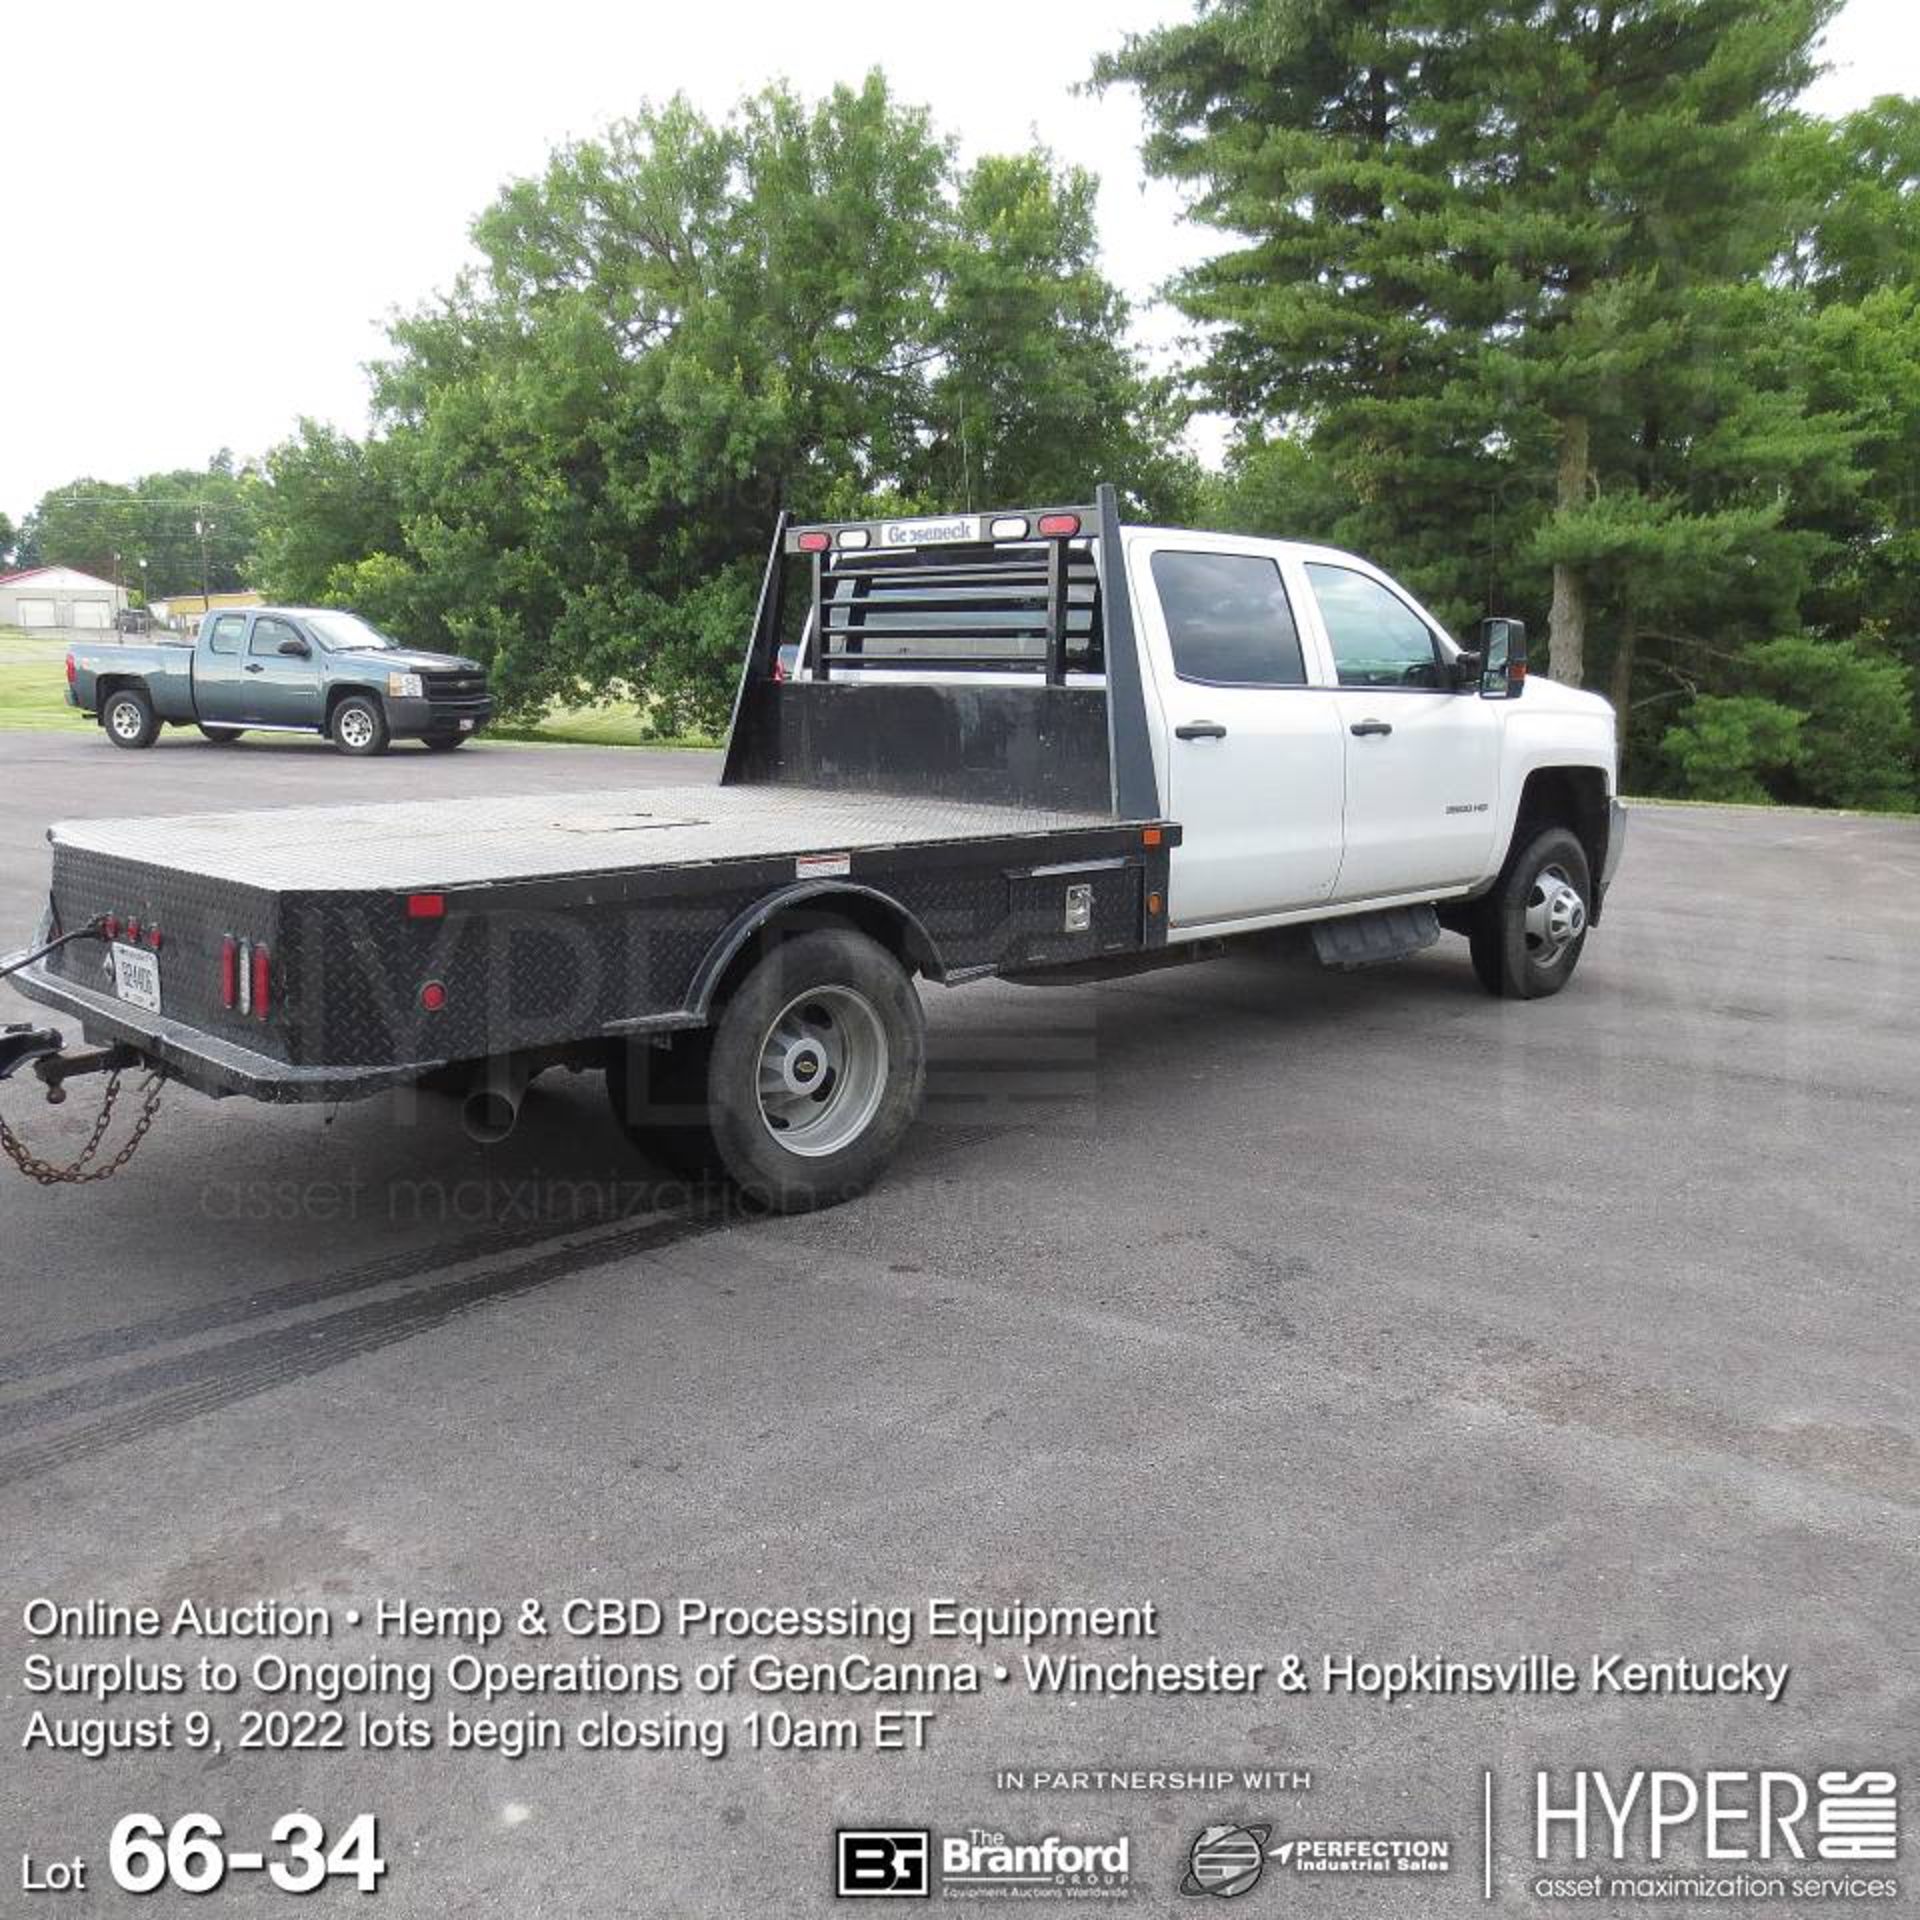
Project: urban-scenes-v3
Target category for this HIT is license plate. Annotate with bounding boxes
[111,942,161,1012]
[458,717,475,731]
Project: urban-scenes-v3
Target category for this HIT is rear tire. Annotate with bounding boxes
[330,694,390,756]
[102,687,158,749]
[198,724,244,744]
[422,732,468,751]
[1469,826,1592,999]
[608,929,927,1212]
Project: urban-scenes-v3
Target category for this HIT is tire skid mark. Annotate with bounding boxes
[0,1204,731,1490]
[0,1199,682,1389]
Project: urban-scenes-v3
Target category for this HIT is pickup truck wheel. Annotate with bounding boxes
[422,732,468,751]
[102,688,158,749]
[198,724,244,744]
[1469,826,1592,999]
[330,695,390,756]
[709,930,926,1211]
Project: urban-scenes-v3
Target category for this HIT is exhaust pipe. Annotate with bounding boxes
[461,1057,530,1144]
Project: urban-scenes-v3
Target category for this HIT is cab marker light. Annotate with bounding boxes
[1037,512,1081,538]
[407,892,446,919]
[990,515,1029,540]
[796,531,831,552]
[837,528,871,549]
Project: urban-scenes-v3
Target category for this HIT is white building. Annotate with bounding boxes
[0,565,128,631]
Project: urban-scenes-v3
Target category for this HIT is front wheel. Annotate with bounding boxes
[1469,826,1592,999]
[609,929,926,1212]
[102,687,159,749]
[330,694,390,756]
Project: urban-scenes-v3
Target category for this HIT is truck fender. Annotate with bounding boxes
[689,883,947,1019]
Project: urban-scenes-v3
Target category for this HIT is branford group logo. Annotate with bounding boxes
[836,1829,931,1899]
[835,1825,1132,1902]
[1534,1768,1899,1864]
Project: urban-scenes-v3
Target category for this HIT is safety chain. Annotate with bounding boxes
[0,1068,165,1185]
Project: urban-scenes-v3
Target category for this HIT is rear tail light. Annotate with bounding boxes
[406,892,445,919]
[65,654,76,686]
[251,944,272,1019]
[221,938,238,1010]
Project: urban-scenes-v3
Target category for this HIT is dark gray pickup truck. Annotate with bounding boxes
[66,607,494,755]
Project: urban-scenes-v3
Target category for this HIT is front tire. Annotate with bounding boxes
[422,732,468,751]
[609,929,927,1212]
[102,687,158,749]
[330,694,390,756]
[1469,826,1592,999]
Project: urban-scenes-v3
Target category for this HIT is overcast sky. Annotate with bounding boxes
[2,0,1916,523]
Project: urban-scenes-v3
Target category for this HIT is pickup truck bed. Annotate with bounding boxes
[23,781,1172,1102]
[48,785,1118,890]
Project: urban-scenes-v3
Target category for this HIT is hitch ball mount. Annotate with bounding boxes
[0,1024,142,1103]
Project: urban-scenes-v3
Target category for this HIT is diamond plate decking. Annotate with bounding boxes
[51,784,1125,892]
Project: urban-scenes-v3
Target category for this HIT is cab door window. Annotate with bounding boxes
[1151,550,1307,686]
[206,615,246,656]
[250,616,302,658]
[1307,564,1445,689]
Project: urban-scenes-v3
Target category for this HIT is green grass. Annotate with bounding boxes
[0,659,87,730]
[488,701,717,750]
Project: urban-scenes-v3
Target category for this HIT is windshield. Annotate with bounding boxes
[305,611,401,653]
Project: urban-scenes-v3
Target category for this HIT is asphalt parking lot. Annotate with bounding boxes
[0,727,1915,1916]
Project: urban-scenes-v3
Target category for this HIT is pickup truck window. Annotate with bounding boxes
[1151,550,1306,687]
[250,617,301,657]
[1307,564,1445,689]
[305,611,399,653]
[206,615,246,656]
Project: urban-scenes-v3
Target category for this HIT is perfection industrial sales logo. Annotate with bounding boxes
[835,1827,1133,1901]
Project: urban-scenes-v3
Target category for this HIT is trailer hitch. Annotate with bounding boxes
[0,1027,163,1186]
[0,1024,65,1084]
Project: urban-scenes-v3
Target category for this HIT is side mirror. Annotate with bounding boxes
[1478,617,1526,699]
[278,637,311,658]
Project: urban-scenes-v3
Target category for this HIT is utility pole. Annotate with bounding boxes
[193,515,214,606]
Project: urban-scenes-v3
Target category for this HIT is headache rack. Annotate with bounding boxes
[721,482,1159,820]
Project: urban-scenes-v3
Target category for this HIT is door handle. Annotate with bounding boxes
[1349,718,1393,737]
[244,663,265,674]
[1175,721,1228,740]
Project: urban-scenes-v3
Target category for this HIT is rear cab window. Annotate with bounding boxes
[205,615,247,656]
[1151,550,1307,687]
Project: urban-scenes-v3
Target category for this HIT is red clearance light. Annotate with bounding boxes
[407,892,445,920]
[147,926,163,951]
[1037,513,1081,538]
[796,531,831,553]
[102,915,121,940]
[252,943,272,1019]
[420,981,448,1012]
[221,937,238,1010]
[125,918,141,944]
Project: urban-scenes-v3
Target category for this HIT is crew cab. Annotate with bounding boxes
[5,489,1623,1211]
[65,607,494,754]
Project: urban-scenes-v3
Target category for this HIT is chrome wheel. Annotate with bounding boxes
[1523,862,1587,967]
[337,706,376,750]
[108,699,146,742]
[755,984,889,1158]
